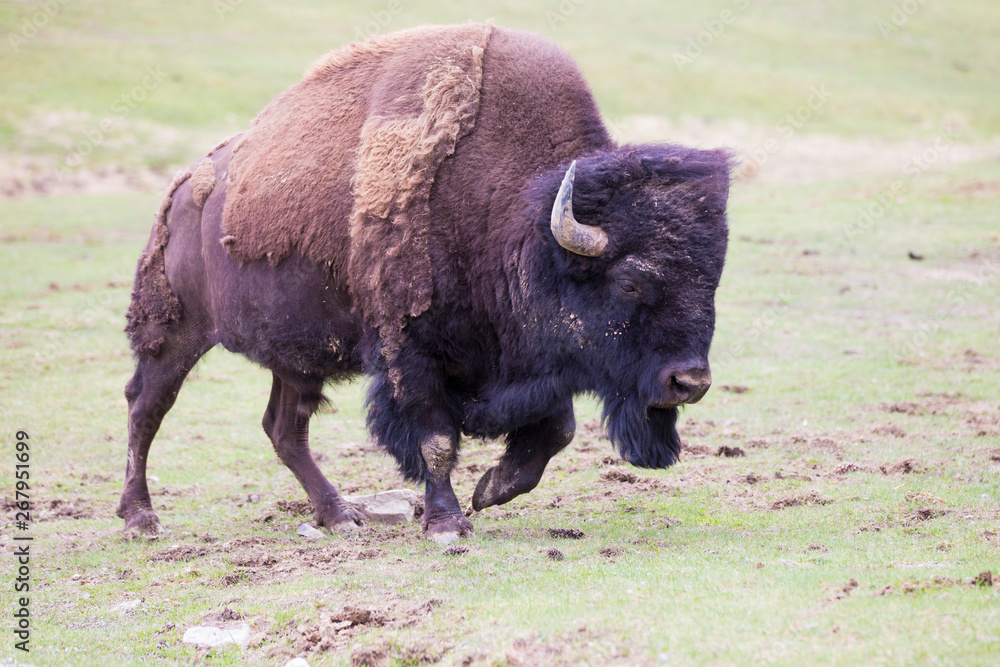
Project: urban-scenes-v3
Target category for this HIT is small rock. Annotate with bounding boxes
[181,623,252,649]
[112,599,141,613]
[284,658,311,667]
[247,493,261,503]
[341,489,421,524]
[297,523,324,540]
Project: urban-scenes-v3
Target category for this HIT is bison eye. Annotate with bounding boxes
[617,280,638,296]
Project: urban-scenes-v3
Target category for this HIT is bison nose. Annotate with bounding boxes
[653,366,712,408]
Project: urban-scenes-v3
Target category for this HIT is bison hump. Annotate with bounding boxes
[220,22,494,368]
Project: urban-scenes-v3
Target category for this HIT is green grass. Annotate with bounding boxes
[1,1,999,665]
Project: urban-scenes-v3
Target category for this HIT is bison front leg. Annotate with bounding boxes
[472,401,574,511]
[263,374,364,531]
[421,431,474,543]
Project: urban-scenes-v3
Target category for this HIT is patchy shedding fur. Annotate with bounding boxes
[221,22,493,374]
[125,134,238,356]
[124,167,190,352]
[190,158,216,207]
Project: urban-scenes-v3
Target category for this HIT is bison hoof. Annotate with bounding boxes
[424,514,474,544]
[315,502,365,532]
[472,464,537,512]
[123,510,163,537]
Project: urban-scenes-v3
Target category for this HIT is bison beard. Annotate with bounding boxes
[605,403,681,469]
[117,23,731,542]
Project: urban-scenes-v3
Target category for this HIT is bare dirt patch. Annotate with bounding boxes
[876,571,994,595]
[149,544,210,562]
[770,492,833,510]
[681,442,713,457]
[600,468,638,484]
[871,424,907,438]
[34,498,95,521]
[289,598,441,657]
[277,499,313,516]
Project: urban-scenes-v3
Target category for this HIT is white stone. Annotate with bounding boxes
[181,623,251,649]
[284,659,311,667]
[297,523,324,539]
[342,489,421,524]
[112,599,141,613]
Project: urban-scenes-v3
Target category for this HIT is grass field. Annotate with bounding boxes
[1,1,998,665]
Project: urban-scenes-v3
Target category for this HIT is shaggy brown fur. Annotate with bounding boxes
[189,157,216,207]
[124,167,189,353]
[222,22,493,367]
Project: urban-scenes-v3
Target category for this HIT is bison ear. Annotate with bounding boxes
[550,161,608,257]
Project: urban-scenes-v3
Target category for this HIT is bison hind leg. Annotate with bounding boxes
[262,373,364,531]
[471,402,575,512]
[118,328,212,535]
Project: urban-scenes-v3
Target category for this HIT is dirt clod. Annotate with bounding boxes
[906,508,949,523]
[600,468,638,483]
[872,424,907,438]
[599,546,625,558]
[278,499,313,516]
[720,384,750,393]
[546,548,564,561]
[832,578,859,601]
[716,446,746,458]
[770,493,832,510]
[880,458,921,475]
[681,443,712,457]
[149,544,209,562]
[351,644,388,667]
[974,571,993,587]
[549,528,585,539]
[444,545,469,556]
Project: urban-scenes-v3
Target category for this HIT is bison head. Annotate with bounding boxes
[533,144,731,468]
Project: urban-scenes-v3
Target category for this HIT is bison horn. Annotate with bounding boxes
[550,160,608,257]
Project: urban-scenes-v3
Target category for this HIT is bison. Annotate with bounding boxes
[118,22,731,542]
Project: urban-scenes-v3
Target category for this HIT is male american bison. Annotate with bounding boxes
[119,22,731,542]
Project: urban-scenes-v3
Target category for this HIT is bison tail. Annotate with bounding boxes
[124,169,191,357]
